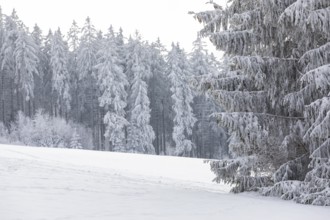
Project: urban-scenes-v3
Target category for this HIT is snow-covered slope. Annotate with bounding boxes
[0,144,329,220]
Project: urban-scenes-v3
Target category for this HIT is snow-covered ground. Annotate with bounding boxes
[0,144,329,220]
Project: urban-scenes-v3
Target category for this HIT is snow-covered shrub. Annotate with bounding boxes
[8,110,92,149]
[9,111,34,145]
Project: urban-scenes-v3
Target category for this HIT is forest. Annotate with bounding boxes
[0,7,227,158]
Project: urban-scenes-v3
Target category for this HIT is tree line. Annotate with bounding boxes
[0,7,228,158]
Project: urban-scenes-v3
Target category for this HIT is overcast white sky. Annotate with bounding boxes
[1,0,226,53]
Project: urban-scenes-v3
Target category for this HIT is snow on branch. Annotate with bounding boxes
[310,138,330,159]
[304,97,330,140]
[231,56,299,96]
[299,42,330,73]
[229,0,261,15]
[262,0,297,25]
[230,10,262,31]
[231,56,265,88]
[209,30,256,55]
[212,90,267,112]
[301,64,330,91]
[307,7,330,35]
[279,0,330,33]
[296,186,330,205]
[191,9,227,37]
[262,180,304,200]
[207,156,272,193]
[284,64,330,113]
[273,154,310,183]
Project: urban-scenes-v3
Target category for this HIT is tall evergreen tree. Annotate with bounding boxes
[14,29,39,116]
[67,20,80,52]
[31,24,45,114]
[94,28,128,152]
[167,43,197,156]
[67,20,80,121]
[50,28,71,117]
[42,30,54,115]
[1,10,23,123]
[77,17,100,149]
[126,34,155,154]
[193,0,330,205]
[0,6,7,125]
[190,37,228,159]
[148,38,171,155]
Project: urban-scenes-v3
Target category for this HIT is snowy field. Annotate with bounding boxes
[0,144,329,220]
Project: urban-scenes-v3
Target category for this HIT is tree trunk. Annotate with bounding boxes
[16,85,20,113]
[10,79,15,121]
[54,103,57,117]
[100,107,105,150]
[155,123,159,155]
[162,99,166,155]
[1,70,5,124]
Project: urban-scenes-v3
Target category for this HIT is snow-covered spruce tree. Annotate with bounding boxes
[77,17,97,82]
[67,20,80,53]
[1,10,21,124]
[0,7,5,124]
[14,29,39,116]
[67,20,80,121]
[114,28,126,65]
[192,0,303,193]
[275,0,330,205]
[1,10,40,119]
[167,43,197,157]
[190,37,228,159]
[50,28,71,117]
[76,17,100,149]
[148,38,172,155]
[42,30,55,115]
[94,28,129,152]
[31,24,46,114]
[126,33,155,154]
[192,0,330,204]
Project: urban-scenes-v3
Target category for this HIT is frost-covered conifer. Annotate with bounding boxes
[67,20,80,121]
[148,38,171,155]
[193,0,330,205]
[190,37,228,158]
[278,0,330,206]
[76,17,100,148]
[126,34,155,154]
[94,28,128,152]
[67,20,80,52]
[42,30,55,115]
[0,6,5,124]
[77,17,97,80]
[1,10,20,83]
[190,37,209,77]
[14,30,39,103]
[1,11,39,118]
[31,24,45,112]
[167,43,197,156]
[50,28,71,116]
